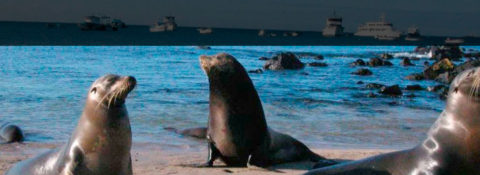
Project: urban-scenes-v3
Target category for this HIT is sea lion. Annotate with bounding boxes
[199,53,333,167]
[0,123,24,143]
[305,67,480,175]
[6,74,136,175]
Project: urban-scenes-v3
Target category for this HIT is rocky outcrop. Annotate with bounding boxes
[248,69,263,74]
[366,83,385,89]
[405,73,425,80]
[400,58,414,66]
[435,59,480,84]
[380,53,393,59]
[353,68,372,76]
[308,62,328,67]
[351,59,366,66]
[263,52,305,70]
[423,58,454,79]
[405,85,423,90]
[368,58,393,67]
[379,85,403,96]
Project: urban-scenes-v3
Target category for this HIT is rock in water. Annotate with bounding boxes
[405,85,423,90]
[248,69,263,74]
[353,68,373,76]
[380,53,393,59]
[379,85,403,96]
[423,58,454,79]
[366,83,386,89]
[351,59,366,66]
[368,58,393,67]
[405,73,425,80]
[308,62,328,67]
[263,52,305,70]
[400,58,415,66]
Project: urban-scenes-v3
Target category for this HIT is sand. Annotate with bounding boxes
[0,142,394,175]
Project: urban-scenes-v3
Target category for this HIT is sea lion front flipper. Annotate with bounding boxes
[64,146,84,174]
[195,142,221,167]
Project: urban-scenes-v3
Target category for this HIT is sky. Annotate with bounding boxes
[0,0,478,36]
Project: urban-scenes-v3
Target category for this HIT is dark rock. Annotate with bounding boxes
[400,58,415,66]
[314,55,324,60]
[423,58,454,79]
[409,57,421,60]
[263,52,305,70]
[353,68,373,76]
[415,45,463,61]
[259,57,269,61]
[438,59,480,84]
[405,85,423,90]
[248,69,263,74]
[380,53,393,59]
[424,61,430,68]
[427,85,448,92]
[379,85,403,96]
[366,83,386,89]
[405,73,425,81]
[432,45,463,61]
[308,62,328,67]
[428,85,449,100]
[356,81,364,84]
[368,58,393,67]
[351,59,366,66]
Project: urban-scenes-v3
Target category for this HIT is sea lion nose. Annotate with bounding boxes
[125,76,136,90]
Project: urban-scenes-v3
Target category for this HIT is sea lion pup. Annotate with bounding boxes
[306,67,480,175]
[0,123,24,143]
[6,74,136,175]
[199,53,333,167]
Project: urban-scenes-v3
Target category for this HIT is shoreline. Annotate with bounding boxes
[0,142,394,175]
[1,21,479,45]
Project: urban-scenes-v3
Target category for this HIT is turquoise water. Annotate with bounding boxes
[0,46,478,149]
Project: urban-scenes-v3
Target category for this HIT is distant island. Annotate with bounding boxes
[0,21,479,45]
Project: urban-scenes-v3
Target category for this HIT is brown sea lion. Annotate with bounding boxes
[0,123,24,144]
[305,67,480,175]
[6,74,136,175]
[198,53,334,167]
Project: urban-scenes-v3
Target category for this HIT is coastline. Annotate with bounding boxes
[0,142,394,175]
[1,21,479,45]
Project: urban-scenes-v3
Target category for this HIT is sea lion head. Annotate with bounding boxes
[87,74,136,108]
[449,68,480,101]
[199,53,239,76]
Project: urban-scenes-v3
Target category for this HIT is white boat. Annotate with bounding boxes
[322,11,344,37]
[405,26,421,41]
[150,16,177,32]
[258,29,265,36]
[354,14,401,40]
[445,38,464,44]
[197,27,212,34]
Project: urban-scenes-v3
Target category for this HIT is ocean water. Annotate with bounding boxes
[1,46,478,150]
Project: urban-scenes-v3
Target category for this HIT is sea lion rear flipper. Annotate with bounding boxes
[251,128,334,167]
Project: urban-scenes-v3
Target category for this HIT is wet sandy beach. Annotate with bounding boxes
[0,142,393,175]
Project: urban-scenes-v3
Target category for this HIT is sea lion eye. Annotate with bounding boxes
[91,87,97,94]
